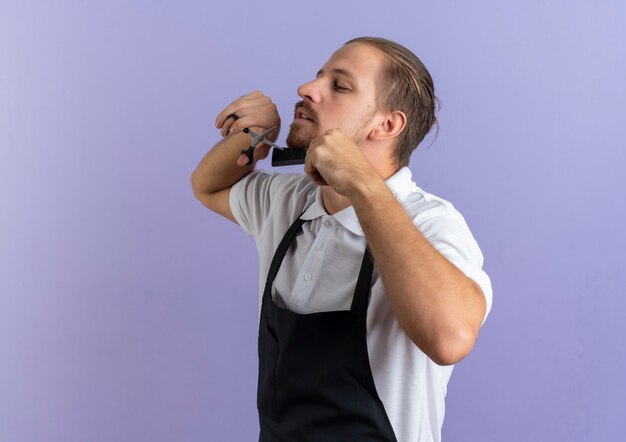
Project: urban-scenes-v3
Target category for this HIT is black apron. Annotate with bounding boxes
[257,213,398,441]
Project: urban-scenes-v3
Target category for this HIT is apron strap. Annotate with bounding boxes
[350,245,375,314]
[263,216,307,299]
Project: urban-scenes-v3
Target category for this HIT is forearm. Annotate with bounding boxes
[348,178,486,366]
[190,132,255,195]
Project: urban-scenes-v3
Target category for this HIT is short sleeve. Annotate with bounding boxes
[412,200,493,325]
[229,170,315,238]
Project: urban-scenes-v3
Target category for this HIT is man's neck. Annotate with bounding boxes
[320,187,352,215]
[319,166,400,215]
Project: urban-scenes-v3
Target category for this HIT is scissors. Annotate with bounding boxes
[228,113,307,167]
[240,126,281,165]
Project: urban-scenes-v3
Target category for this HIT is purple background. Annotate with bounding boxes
[1,1,625,441]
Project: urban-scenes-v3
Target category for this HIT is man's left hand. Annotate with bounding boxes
[304,129,381,197]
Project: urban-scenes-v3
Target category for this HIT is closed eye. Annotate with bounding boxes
[333,81,350,92]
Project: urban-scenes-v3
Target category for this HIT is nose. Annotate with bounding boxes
[297,78,321,103]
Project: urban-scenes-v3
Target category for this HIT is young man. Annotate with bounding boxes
[191,37,492,442]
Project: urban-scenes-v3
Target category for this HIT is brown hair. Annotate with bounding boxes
[345,36,439,168]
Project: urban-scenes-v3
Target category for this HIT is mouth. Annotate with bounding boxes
[295,105,316,123]
[296,109,315,122]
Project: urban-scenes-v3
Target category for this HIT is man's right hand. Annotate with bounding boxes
[214,91,281,166]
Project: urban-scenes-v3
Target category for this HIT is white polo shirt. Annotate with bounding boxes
[229,166,493,442]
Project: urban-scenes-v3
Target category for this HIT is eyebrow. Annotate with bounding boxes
[316,68,355,80]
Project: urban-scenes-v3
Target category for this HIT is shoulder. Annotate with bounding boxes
[229,170,317,237]
[233,169,314,197]
[401,184,485,268]
[402,186,471,231]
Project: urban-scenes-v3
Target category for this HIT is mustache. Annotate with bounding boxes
[293,100,318,122]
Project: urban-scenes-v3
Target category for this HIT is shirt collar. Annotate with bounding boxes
[300,167,417,237]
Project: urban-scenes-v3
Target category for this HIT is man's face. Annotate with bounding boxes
[286,43,384,150]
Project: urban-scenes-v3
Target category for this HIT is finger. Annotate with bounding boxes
[239,92,270,105]
[215,91,270,128]
[253,143,271,160]
[303,143,327,186]
[215,91,263,128]
[235,143,271,167]
[237,152,251,167]
[218,114,238,137]
[225,105,278,138]
[238,90,263,100]
[221,108,264,137]
[215,96,273,131]
[304,154,319,184]
[305,168,328,187]
[223,113,250,137]
[241,104,279,137]
[215,105,239,130]
[220,113,241,137]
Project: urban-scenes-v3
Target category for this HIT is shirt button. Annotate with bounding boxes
[316,244,324,252]
[304,273,312,281]
[324,220,331,227]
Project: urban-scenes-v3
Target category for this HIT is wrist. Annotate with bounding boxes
[347,174,389,206]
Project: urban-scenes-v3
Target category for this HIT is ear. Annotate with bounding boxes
[369,110,406,142]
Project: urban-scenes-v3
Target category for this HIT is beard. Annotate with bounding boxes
[285,120,319,151]
[285,100,319,151]
[285,100,374,150]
